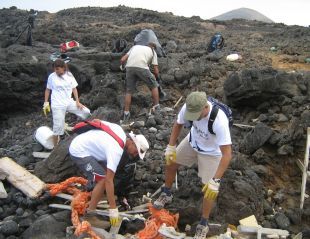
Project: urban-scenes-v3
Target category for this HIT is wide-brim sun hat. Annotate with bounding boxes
[129,132,149,159]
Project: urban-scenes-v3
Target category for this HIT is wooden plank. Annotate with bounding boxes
[32,152,51,159]
[300,127,310,209]
[49,204,147,218]
[237,225,289,237]
[0,157,46,198]
[0,181,8,198]
[233,123,255,129]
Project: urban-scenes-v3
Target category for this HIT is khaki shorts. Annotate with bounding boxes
[176,134,221,184]
[125,67,159,94]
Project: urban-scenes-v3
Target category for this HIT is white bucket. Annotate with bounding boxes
[34,126,54,150]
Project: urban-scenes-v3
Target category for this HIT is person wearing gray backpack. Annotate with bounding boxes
[153,91,232,239]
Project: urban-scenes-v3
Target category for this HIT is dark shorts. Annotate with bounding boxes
[70,155,106,183]
[125,67,159,94]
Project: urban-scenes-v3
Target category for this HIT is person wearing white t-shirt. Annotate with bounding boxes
[120,43,160,122]
[69,121,149,228]
[43,59,91,146]
[153,91,232,239]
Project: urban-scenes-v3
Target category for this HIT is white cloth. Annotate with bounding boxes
[69,121,126,173]
[177,102,232,157]
[125,45,158,69]
[46,71,78,108]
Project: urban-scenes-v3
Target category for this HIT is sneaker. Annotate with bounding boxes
[150,104,161,115]
[120,112,131,124]
[153,192,173,209]
[82,213,110,229]
[158,223,186,239]
[193,224,209,239]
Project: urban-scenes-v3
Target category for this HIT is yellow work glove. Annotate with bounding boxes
[109,208,120,226]
[165,144,176,165]
[202,178,221,201]
[43,102,50,116]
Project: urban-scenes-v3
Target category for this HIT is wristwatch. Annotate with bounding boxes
[212,178,221,183]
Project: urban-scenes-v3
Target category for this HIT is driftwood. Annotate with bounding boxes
[32,152,51,159]
[0,157,46,198]
[0,181,8,198]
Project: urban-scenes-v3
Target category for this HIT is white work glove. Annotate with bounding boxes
[109,208,120,226]
[165,145,176,165]
[42,102,50,116]
[202,178,221,201]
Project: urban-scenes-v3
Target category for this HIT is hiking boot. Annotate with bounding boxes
[153,192,173,209]
[83,213,110,229]
[193,224,209,239]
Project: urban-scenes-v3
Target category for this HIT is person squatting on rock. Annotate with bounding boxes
[69,120,149,228]
[43,59,91,146]
[120,42,160,122]
[153,91,232,239]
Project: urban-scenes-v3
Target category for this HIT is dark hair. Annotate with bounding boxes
[53,59,66,68]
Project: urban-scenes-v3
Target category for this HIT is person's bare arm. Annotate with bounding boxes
[153,65,159,78]
[168,121,183,146]
[120,54,129,65]
[105,168,116,208]
[44,88,51,102]
[213,144,232,178]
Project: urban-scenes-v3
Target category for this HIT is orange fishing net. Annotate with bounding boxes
[136,204,179,239]
[46,177,100,239]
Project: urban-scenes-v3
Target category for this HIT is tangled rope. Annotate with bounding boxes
[46,177,101,239]
[136,204,179,239]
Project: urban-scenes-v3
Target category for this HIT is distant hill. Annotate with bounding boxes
[211,7,273,23]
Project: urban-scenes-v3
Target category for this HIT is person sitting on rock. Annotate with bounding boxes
[153,91,232,239]
[120,42,160,123]
[69,120,149,228]
[43,59,91,146]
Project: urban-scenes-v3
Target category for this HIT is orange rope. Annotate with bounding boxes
[136,204,179,239]
[46,177,100,239]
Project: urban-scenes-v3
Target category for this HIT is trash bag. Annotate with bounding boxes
[134,29,166,57]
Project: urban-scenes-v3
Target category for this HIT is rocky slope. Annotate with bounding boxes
[0,6,309,239]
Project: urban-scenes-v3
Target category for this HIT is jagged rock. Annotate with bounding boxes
[21,211,71,239]
[0,220,19,236]
[239,123,273,155]
[34,136,78,183]
[274,212,290,229]
[224,68,303,106]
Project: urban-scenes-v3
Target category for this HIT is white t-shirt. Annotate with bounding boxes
[126,45,158,69]
[177,102,232,157]
[46,71,78,108]
[69,121,126,173]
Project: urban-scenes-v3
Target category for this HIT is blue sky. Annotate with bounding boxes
[1,0,309,26]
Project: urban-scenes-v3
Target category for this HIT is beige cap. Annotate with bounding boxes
[184,91,208,121]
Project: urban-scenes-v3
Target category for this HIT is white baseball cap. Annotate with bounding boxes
[129,132,149,159]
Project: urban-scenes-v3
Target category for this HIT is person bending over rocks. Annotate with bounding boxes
[69,120,149,228]
[120,43,160,123]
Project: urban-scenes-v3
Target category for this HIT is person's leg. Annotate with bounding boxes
[123,68,136,120]
[151,87,160,108]
[194,155,221,239]
[124,93,132,112]
[67,100,91,120]
[141,69,160,110]
[51,108,66,147]
[154,134,197,209]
